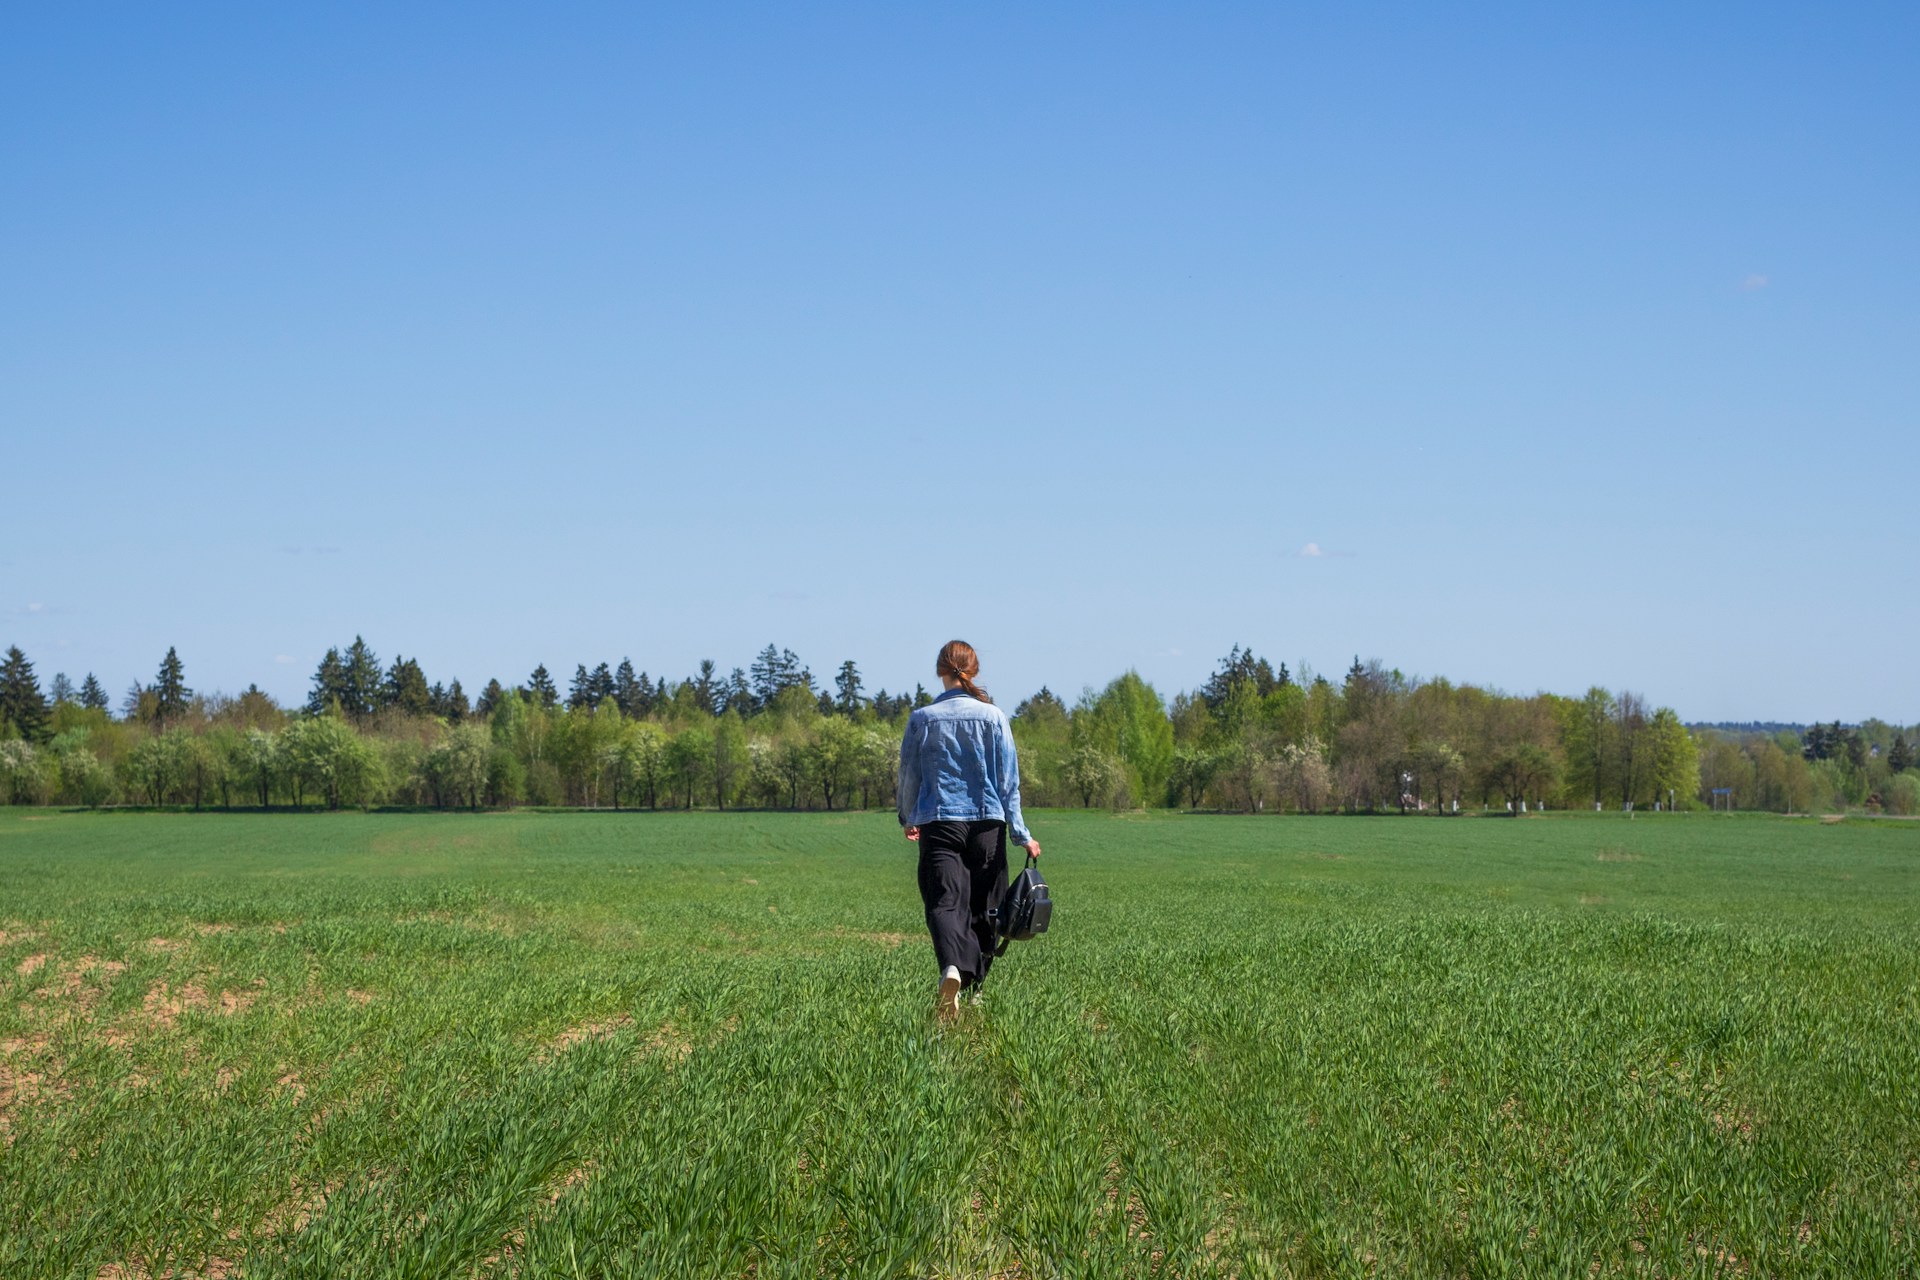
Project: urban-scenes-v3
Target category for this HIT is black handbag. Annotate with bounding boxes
[990,852,1052,956]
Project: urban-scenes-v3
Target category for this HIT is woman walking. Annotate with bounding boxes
[898,640,1041,1018]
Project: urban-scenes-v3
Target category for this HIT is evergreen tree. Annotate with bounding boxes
[724,667,753,716]
[382,656,432,717]
[817,689,837,717]
[834,660,864,714]
[1200,645,1286,709]
[342,637,382,718]
[526,664,559,710]
[475,678,506,718]
[306,648,349,717]
[444,679,470,723]
[0,647,51,743]
[568,664,597,710]
[913,683,933,709]
[589,662,615,708]
[749,645,810,708]
[123,681,153,722]
[153,647,192,725]
[78,673,109,711]
[49,673,75,705]
[1890,734,1912,773]
[613,659,646,716]
[1014,686,1067,720]
[693,659,720,715]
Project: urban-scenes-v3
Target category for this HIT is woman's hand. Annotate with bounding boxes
[1024,838,1041,859]
[904,825,920,842]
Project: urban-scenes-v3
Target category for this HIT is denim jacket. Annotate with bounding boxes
[896,689,1032,845]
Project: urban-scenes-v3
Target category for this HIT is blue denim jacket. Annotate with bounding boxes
[897,689,1032,844]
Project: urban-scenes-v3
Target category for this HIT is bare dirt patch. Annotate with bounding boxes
[345,988,374,1005]
[1595,848,1641,862]
[544,1014,634,1056]
[16,953,48,977]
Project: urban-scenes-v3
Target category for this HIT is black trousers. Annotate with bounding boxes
[916,820,1009,987]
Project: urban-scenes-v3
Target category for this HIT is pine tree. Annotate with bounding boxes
[693,660,720,715]
[724,668,753,716]
[445,679,470,723]
[475,678,506,718]
[527,665,559,710]
[343,637,382,719]
[1890,734,1912,773]
[589,662,615,708]
[383,656,432,717]
[613,659,645,716]
[306,648,349,717]
[153,647,192,725]
[834,660,863,714]
[913,683,933,709]
[78,673,109,711]
[568,664,596,710]
[0,647,51,743]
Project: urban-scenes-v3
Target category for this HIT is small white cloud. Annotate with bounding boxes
[1298,543,1324,558]
[273,654,295,664]
[1741,274,1769,291]
[28,602,44,612]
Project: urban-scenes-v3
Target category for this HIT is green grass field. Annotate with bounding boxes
[2,809,1916,1279]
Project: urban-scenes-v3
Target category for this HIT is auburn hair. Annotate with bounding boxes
[936,640,991,704]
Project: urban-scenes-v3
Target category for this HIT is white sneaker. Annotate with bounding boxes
[937,965,962,1019]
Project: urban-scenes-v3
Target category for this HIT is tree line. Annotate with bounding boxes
[1,641,1915,816]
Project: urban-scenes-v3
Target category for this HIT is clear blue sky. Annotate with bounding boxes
[5,3,1915,722]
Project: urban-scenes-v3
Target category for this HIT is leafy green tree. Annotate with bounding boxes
[0,739,47,803]
[1275,739,1333,813]
[1063,743,1122,808]
[49,673,74,705]
[1169,746,1219,808]
[241,728,278,807]
[1561,687,1615,805]
[665,726,713,808]
[426,723,492,809]
[854,727,897,809]
[53,741,113,807]
[78,673,109,711]
[605,721,664,809]
[1081,672,1175,805]
[1483,743,1559,809]
[712,712,748,807]
[811,716,861,810]
[0,647,51,744]
[280,714,382,810]
[153,647,192,725]
[1648,708,1701,809]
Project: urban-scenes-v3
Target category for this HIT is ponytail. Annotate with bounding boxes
[936,640,991,705]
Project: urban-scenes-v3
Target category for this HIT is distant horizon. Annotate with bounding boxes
[5,636,1911,732]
